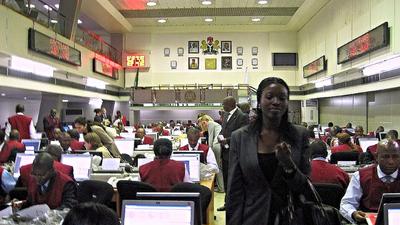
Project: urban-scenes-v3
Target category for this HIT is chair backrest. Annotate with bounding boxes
[77,180,114,205]
[330,151,360,164]
[120,153,134,166]
[313,183,345,209]
[116,180,157,214]
[171,182,212,224]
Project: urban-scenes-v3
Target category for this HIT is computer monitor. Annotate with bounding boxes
[173,151,205,164]
[147,132,158,141]
[115,140,135,156]
[72,150,103,158]
[376,193,400,225]
[359,137,379,152]
[171,153,201,183]
[379,132,387,141]
[101,158,121,171]
[136,192,202,225]
[121,200,194,225]
[13,153,36,178]
[384,203,400,225]
[61,154,92,181]
[21,139,41,151]
[119,132,136,139]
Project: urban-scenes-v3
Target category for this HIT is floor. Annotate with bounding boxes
[213,192,226,225]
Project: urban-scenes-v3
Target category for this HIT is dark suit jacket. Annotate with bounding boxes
[221,108,248,148]
[226,124,311,225]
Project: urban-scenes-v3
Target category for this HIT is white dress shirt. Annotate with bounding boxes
[186,143,219,173]
[340,165,399,224]
[5,112,36,140]
[226,107,238,122]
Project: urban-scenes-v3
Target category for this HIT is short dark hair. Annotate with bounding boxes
[310,140,328,159]
[387,130,399,140]
[74,117,87,126]
[68,129,80,140]
[32,153,54,172]
[16,104,24,113]
[9,129,20,141]
[153,138,173,158]
[46,144,63,161]
[62,202,119,225]
[328,122,333,127]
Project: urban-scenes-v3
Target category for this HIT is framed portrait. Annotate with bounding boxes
[188,57,199,69]
[205,58,217,70]
[252,58,258,66]
[170,60,177,69]
[221,56,232,70]
[237,58,243,66]
[177,47,184,56]
[252,47,258,56]
[164,48,170,57]
[221,41,232,53]
[237,46,243,56]
[188,41,199,54]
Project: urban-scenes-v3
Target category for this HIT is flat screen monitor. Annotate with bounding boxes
[273,53,297,66]
[384,203,400,225]
[21,139,41,151]
[121,200,194,225]
[173,151,205,164]
[379,132,387,141]
[61,154,92,181]
[359,138,379,152]
[72,150,103,158]
[101,158,120,171]
[171,153,201,182]
[13,153,36,178]
[376,193,400,225]
[136,192,202,225]
[115,140,135,156]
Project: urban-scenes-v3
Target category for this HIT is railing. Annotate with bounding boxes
[2,0,122,65]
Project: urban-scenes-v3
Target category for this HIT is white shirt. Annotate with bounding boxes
[226,107,238,122]
[340,165,399,224]
[185,143,219,173]
[5,112,36,140]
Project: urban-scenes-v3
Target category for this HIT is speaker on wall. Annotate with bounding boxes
[272,53,297,66]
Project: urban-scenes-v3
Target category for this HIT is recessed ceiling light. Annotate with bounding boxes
[1,93,5,96]
[204,18,213,22]
[251,17,262,22]
[147,1,157,6]
[257,0,268,4]
[62,99,69,102]
[201,0,212,5]
[50,19,58,24]
[44,5,52,11]
[55,4,59,9]
[24,97,27,100]
[78,19,82,24]
[157,18,167,23]
[25,4,35,8]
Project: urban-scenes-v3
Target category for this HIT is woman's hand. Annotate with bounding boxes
[275,142,295,170]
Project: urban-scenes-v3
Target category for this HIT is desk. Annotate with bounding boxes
[113,174,215,225]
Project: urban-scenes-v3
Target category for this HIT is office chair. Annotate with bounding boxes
[120,153,134,166]
[171,182,212,224]
[116,181,156,214]
[77,180,114,206]
[312,183,345,209]
[330,151,360,165]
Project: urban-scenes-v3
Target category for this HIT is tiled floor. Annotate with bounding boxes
[213,192,226,225]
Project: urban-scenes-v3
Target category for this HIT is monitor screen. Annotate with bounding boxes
[171,153,201,182]
[13,153,36,178]
[115,140,135,156]
[173,151,205,164]
[101,158,120,171]
[61,154,92,181]
[384,203,400,225]
[122,200,194,225]
[376,193,400,225]
[21,139,41,151]
[379,132,387,141]
[359,138,379,152]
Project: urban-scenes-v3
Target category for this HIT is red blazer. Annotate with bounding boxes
[70,139,85,151]
[0,140,25,163]
[139,159,185,192]
[161,130,170,136]
[310,160,350,188]
[359,164,400,212]
[143,136,154,145]
[19,161,74,187]
[27,171,74,209]
[43,115,61,140]
[367,144,378,155]
[8,114,32,140]
[331,144,363,154]
[179,143,209,163]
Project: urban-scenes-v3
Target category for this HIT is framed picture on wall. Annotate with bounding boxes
[188,57,199,69]
[170,60,177,69]
[252,47,258,56]
[164,48,170,57]
[205,58,217,70]
[221,41,232,53]
[237,58,243,66]
[237,47,243,56]
[252,58,258,66]
[188,41,199,54]
[177,47,184,56]
[221,56,232,70]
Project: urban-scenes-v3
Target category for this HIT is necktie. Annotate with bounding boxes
[383,175,394,183]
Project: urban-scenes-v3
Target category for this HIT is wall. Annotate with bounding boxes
[297,0,400,86]
[0,97,41,128]
[124,31,298,88]
[137,109,221,124]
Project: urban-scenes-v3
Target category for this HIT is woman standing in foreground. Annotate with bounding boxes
[226,77,311,225]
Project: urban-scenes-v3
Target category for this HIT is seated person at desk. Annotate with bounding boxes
[331,133,363,154]
[178,128,219,173]
[354,126,367,146]
[17,145,74,187]
[368,130,399,157]
[0,129,25,163]
[84,132,113,158]
[0,166,16,206]
[139,139,190,191]
[310,140,349,189]
[153,123,170,136]
[134,128,154,147]
[59,132,72,153]
[15,153,77,210]
[67,129,85,151]
[340,139,400,224]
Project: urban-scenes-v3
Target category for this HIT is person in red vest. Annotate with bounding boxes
[340,139,400,224]
[43,109,62,141]
[309,140,349,189]
[179,128,219,173]
[13,152,77,210]
[0,129,25,163]
[16,145,74,187]
[331,133,363,154]
[139,138,190,191]
[153,123,170,136]
[6,104,36,141]
[67,129,85,151]
[134,128,154,148]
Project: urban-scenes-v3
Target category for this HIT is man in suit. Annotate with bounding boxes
[134,128,154,148]
[218,96,248,211]
[43,109,62,141]
[6,104,36,141]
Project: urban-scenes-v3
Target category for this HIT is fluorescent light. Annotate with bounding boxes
[362,55,400,76]
[1,93,5,96]
[55,4,59,9]
[204,18,214,22]
[24,97,27,100]
[62,99,69,102]
[77,19,82,24]
[201,0,212,5]
[86,77,107,89]
[44,5,52,11]
[257,0,268,5]
[143,103,153,107]
[147,1,157,6]
[50,19,58,24]
[89,98,103,106]
[157,18,167,23]
[315,78,332,88]
[11,56,55,77]
[251,17,262,22]
[25,4,35,8]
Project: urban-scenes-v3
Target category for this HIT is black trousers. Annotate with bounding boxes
[221,147,229,203]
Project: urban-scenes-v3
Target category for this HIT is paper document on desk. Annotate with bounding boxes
[0,206,13,217]
[17,204,50,219]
